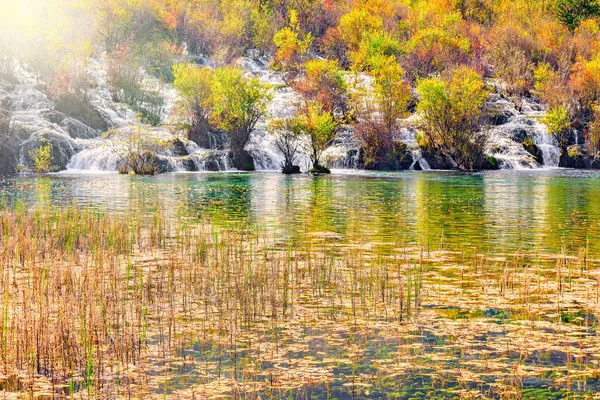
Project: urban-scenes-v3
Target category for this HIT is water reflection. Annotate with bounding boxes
[1,170,600,255]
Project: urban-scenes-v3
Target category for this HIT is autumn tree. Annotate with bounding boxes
[293,101,339,173]
[294,59,349,118]
[354,56,412,169]
[209,66,272,170]
[416,67,489,170]
[269,118,302,174]
[173,63,215,146]
[272,9,313,81]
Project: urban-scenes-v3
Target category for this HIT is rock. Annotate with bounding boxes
[42,110,66,125]
[54,93,109,132]
[60,118,99,139]
[204,158,220,171]
[230,149,255,171]
[522,137,544,164]
[309,165,331,174]
[421,149,457,170]
[170,138,197,171]
[482,155,500,170]
[20,130,81,171]
[0,135,20,173]
[171,138,189,156]
[561,145,590,168]
[188,122,228,149]
[282,164,301,174]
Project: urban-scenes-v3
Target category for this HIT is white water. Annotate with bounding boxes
[486,95,561,169]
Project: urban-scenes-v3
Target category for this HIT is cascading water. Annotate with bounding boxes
[485,94,562,169]
[1,55,565,173]
[532,121,560,167]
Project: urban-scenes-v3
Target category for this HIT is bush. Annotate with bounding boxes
[292,101,338,172]
[355,120,411,170]
[570,57,600,115]
[555,0,600,31]
[103,128,170,175]
[28,138,54,173]
[542,105,572,149]
[268,118,302,173]
[416,66,489,170]
[585,103,600,154]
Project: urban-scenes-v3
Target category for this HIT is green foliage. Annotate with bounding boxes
[555,0,600,30]
[371,56,412,132]
[173,63,271,169]
[29,139,54,174]
[172,63,215,130]
[209,66,272,152]
[103,127,171,175]
[272,9,313,81]
[416,67,489,170]
[291,101,338,171]
[542,105,572,148]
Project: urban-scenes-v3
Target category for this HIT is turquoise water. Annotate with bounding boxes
[1,169,600,255]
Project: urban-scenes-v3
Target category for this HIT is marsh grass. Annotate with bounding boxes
[0,205,599,399]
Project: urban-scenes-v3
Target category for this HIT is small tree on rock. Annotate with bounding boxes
[416,67,489,170]
[209,66,272,171]
[269,118,302,174]
[293,101,339,173]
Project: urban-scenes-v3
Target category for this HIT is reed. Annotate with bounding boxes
[0,205,599,398]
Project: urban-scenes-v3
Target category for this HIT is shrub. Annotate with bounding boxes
[209,66,272,170]
[416,66,489,170]
[103,128,170,175]
[354,120,410,169]
[542,105,572,149]
[28,138,54,173]
[292,101,339,173]
[555,0,600,31]
[268,118,303,173]
[294,59,349,119]
[585,103,600,154]
[534,63,570,107]
[570,56,600,115]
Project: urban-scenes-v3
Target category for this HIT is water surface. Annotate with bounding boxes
[2,169,599,255]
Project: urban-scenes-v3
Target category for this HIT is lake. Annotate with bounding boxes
[2,169,600,255]
[2,169,600,398]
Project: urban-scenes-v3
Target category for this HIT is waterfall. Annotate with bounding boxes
[485,95,562,169]
[2,56,567,174]
[532,121,560,168]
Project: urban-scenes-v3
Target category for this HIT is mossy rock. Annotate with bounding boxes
[309,165,331,174]
[282,165,301,174]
